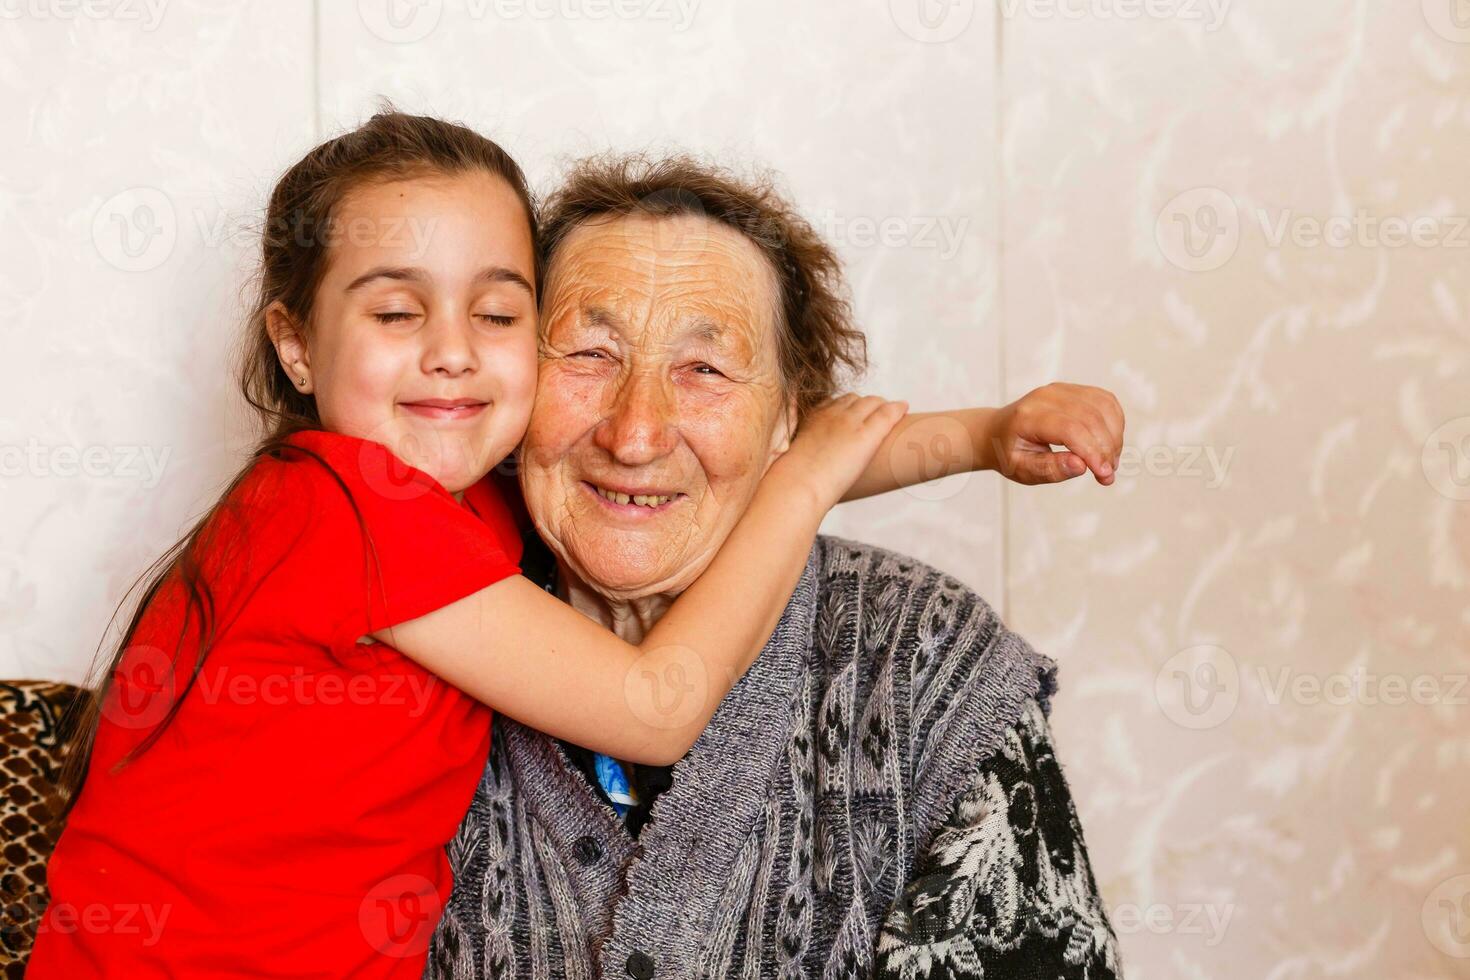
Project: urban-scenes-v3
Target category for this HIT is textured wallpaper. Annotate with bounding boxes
[3,1,1466,976]
[1002,2,1470,976]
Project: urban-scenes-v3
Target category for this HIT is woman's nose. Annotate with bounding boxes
[594,370,678,466]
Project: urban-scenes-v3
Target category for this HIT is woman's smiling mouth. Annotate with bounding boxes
[581,480,685,513]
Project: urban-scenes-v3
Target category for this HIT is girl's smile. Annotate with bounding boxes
[399,397,490,422]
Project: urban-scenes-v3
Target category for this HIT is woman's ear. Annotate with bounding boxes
[265,301,312,394]
[766,392,799,462]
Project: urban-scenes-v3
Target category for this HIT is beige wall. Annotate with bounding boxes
[1002,3,1470,976]
[3,1,1467,975]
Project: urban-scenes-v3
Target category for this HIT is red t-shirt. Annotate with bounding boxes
[30,429,523,978]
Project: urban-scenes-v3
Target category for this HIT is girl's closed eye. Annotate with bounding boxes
[370,311,519,326]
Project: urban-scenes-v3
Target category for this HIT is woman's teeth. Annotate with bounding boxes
[594,485,672,507]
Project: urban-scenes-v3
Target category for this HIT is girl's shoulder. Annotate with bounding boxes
[232,428,454,528]
[239,428,522,562]
[173,429,522,664]
[272,428,444,500]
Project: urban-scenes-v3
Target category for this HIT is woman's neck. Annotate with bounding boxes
[554,561,675,646]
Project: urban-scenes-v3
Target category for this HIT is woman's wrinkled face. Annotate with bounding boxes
[521,212,796,600]
[271,170,538,496]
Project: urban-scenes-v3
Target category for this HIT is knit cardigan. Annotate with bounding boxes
[428,535,1122,979]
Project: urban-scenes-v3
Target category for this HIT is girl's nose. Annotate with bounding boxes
[421,314,479,377]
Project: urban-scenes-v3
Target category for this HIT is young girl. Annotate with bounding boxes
[31,112,1121,977]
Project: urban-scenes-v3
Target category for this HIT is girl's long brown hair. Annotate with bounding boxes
[58,105,538,810]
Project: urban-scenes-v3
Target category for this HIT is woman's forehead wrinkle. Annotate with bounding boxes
[652,262,774,361]
[542,212,781,373]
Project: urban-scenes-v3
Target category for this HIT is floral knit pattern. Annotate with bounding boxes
[876,701,1122,979]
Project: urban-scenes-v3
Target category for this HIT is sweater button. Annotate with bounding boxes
[573,836,603,865]
[626,951,655,979]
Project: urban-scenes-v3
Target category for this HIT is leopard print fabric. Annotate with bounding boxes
[0,681,88,978]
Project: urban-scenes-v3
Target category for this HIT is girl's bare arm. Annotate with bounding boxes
[375,395,907,765]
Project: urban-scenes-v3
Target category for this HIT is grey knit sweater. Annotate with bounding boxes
[428,536,1122,979]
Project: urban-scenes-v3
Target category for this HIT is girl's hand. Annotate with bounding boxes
[773,394,910,511]
[986,382,1125,486]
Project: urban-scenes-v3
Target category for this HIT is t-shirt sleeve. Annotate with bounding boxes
[270,439,522,660]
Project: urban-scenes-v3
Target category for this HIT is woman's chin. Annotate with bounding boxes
[564,536,704,600]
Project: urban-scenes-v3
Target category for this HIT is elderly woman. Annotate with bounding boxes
[429,156,1124,980]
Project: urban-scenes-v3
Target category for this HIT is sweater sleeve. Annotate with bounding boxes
[875,700,1125,979]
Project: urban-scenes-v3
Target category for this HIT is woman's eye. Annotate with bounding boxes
[373,312,418,324]
[691,362,724,377]
[573,349,607,359]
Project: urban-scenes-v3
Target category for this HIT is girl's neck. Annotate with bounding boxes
[554,561,675,645]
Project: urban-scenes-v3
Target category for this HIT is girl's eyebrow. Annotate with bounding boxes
[344,264,534,297]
